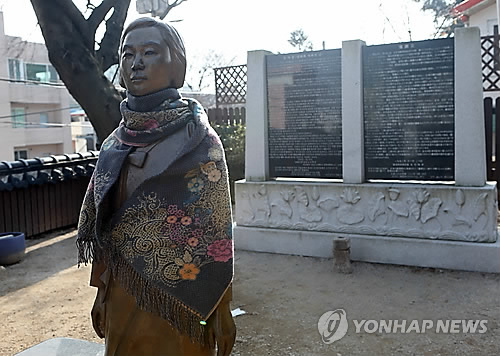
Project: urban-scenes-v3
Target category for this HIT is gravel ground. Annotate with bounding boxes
[1,228,500,356]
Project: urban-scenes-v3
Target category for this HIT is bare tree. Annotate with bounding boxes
[185,50,235,92]
[30,0,186,142]
[288,29,313,51]
[136,0,187,20]
[412,0,464,38]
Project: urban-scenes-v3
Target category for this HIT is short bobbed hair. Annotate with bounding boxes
[119,17,186,89]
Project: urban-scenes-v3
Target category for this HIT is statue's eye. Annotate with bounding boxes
[145,50,156,56]
[122,52,133,59]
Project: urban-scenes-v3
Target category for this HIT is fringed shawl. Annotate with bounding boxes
[76,96,233,343]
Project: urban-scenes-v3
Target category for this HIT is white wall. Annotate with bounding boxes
[469,3,498,35]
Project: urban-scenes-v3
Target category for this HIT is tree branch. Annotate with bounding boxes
[158,0,187,20]
[96,0,131,72]
[87,0,116,35]
[30,0,123,141]
[47,0,92,48]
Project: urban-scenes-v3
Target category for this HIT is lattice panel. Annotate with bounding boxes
[482,35,500,92]
[215,65,247,106]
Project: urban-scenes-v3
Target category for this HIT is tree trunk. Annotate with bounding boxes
[30,0,130,143]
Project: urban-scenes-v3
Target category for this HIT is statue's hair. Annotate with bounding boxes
[119,17,186,89]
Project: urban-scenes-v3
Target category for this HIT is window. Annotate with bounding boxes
[40,113,49,128]
[48,65,59,83]
[8,59,21,80]
[14,150,28,160]
[8,61,59,83]
[11,108,26,128]
[26,63,49,82]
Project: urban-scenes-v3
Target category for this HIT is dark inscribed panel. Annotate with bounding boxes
[363,38,455,180]
[267,49,342,178]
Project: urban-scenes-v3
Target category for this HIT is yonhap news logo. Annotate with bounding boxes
[318,309,488,344]
[317,309,349,344]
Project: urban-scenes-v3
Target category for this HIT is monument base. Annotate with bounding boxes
[234,225,500,273]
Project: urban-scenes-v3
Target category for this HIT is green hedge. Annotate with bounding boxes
[212,123,245,203]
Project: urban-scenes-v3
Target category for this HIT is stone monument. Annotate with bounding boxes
[235,27,499,273]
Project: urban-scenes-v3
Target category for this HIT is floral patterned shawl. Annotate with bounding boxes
[76,97,233,343]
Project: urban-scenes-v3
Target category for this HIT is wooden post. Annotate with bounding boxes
[484,97,493,180]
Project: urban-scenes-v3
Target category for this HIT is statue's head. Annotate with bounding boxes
[119,17,186,96]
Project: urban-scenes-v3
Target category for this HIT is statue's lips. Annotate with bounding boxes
[131,77,147,82]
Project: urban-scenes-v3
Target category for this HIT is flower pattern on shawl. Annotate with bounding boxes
[200,161,217,174]
[109,153,232,288]
[208,146,223,161]
[167,215,177,224]
[187,177,204,193]
[207,239,233,262]
[143,119,159,130]
[179,263,200,280]
[101,136,117,151]
[207,169,222,182]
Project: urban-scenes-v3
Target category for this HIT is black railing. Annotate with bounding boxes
[0,152,98,238]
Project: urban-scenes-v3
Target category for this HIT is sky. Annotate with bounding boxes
[0,0,438,90]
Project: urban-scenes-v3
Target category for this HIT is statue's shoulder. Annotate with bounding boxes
[182,98,205,114]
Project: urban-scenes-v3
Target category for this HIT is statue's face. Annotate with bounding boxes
[120,26,174,96]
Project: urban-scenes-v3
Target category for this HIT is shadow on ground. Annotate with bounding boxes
[0,229,79,297]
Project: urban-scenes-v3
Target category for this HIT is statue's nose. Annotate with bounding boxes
[131,56,145,70]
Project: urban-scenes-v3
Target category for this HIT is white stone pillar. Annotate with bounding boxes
[245,50,272,181]
[454,27,486,186]
[497,0,500,31]
[342,40,365,183]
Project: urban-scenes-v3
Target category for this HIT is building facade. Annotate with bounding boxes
[0,12,72,161]
[454,0,498,35]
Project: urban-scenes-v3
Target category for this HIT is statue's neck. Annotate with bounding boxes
[126,88,181,112]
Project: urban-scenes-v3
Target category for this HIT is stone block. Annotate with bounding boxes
[15,338,104,356]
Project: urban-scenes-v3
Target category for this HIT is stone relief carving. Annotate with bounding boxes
[239,185,271,224]
[238,191,255,224]
[295,186,322,223]
[387,188,409,219]
[444,189,472,228]
[474,192,489,222]
[368,191,386,222]
[253,185,271,220]
[318,196,340,212]
[236,183,496,242]
[337,188,364,225]
[407,189,442,224]
[270,189,295,219]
